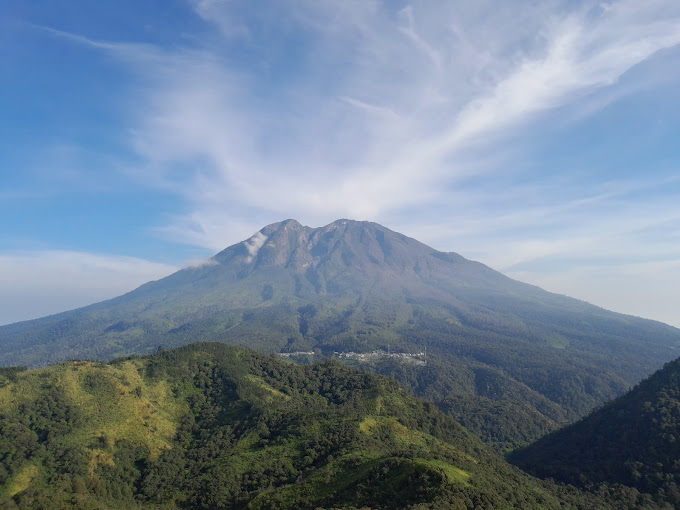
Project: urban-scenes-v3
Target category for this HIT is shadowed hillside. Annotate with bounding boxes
[512,355,680,508]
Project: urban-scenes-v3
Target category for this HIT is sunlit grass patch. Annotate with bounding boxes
[49,360,186,459]
[3,463,38,498]
[244,374,290,400]
[359,416,379,434]
[413,458,471,485]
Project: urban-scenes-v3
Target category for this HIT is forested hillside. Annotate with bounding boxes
[0,343,630,509]
[512,356,680,508]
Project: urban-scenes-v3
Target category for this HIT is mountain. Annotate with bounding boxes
[512,355,680,508]
[1,219,679,447]
[0,343,617,509]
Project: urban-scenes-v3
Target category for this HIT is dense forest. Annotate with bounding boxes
[366,356,563,451]
[511,356,680,508]
[0,342,641,510]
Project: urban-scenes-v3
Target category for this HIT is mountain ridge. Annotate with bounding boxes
[1,219,679,449]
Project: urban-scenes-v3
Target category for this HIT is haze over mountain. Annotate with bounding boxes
[1,219,679,445]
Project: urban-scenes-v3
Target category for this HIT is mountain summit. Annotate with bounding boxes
[212,218,487,280]
[214,218,434,273]
[143,218,515,300]
[1,219,679,439]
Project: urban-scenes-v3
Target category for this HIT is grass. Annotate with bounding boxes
[88,450,115,477]
[412,458,470,485]
[55,360,185,458]
[0,366,54,413]
[3,464,38,498]
[546,334,570,349]
[0,344,587,509]
[248,453,384,509]
[358,415,478,464]
[0,358,187,489]
[359,416,380,433]
[244,374,290,401]
[248,451,472,509]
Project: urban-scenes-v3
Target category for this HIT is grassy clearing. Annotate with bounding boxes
[358,415,477,464]
[0,366,54,412]
[546,334,570,349]
[88,450,115,477]
[248,453,383,509]
[413,458,470,485]
[359,416,379,433]
[3,464,38,498]
[55,360,185,458]
[0,383,17,412]
[0,357,187,492]
[244,374,290,400]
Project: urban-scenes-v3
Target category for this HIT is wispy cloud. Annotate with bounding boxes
[31,0,680,325]
[401,174,680,266]
[244,231,268,262]
[182,257,218,269]
[96,0,680,233]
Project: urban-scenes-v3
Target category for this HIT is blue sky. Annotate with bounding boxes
[1,0,680,326]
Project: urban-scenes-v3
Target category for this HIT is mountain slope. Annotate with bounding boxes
[0,343,615,509]
[512,355,680,507]
[1,219,679,441]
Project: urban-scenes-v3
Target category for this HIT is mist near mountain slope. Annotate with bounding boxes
[1,219,679,441]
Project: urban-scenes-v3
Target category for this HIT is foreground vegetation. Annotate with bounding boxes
[0,343,628,509]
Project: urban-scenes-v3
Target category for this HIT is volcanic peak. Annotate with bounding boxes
[212,219,430,275]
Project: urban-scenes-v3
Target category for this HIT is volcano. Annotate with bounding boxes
[2,219,679,436]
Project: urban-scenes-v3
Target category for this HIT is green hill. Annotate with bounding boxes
[0,342,619,509]
[2,219,679,450]
[512,356,680,508]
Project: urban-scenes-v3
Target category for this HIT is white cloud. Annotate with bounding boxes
[244,232,268,262]
[0,251,177,326]
[33,2,680,229]
[401,175,680,268]
[182,257,218,269]
[93,0,680,239]
[33,1,680,326]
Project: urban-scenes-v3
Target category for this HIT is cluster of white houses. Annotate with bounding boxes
[277,349,427,365]
[334,350,426,365]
